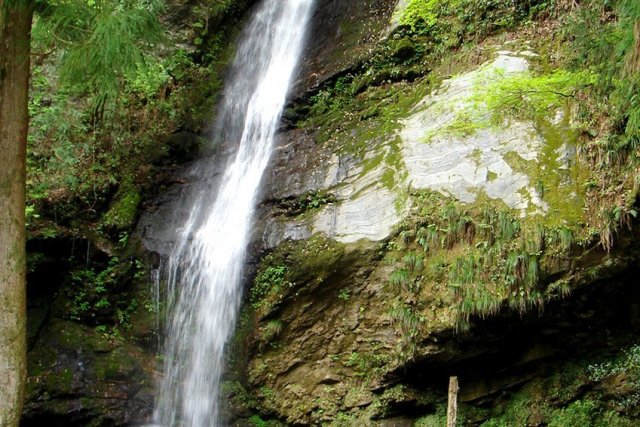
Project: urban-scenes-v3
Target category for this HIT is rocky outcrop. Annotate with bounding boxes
[227,4,640,427]
[23,234,159,426]
[129,0,640,426]
[294,0,399,96]
[23,320,155,427]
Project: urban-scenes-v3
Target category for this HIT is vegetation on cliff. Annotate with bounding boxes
[237,0,640,425]
[12,0,640,425]
[19,0,254,424]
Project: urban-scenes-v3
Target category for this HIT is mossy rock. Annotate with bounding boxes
[391,37,417,60]
[93,346,141,381]
[101,182,141,232]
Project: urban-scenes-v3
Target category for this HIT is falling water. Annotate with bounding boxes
[154,0,314,425]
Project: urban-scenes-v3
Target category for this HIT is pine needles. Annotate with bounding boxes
[45,0,164,108]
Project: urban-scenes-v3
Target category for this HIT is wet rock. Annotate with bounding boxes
[23,320,155,426]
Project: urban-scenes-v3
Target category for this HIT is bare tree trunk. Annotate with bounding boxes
[447,376,459,427]
[0,1,34,426]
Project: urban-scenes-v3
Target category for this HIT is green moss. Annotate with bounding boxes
[474,69,595,123]
[382,189,590,330]
[44,367,74,395]
[101,181,141,231]
[415,413,446,427]
[93,346,138,381]
[396,0,440,29]
[226,307,255,377]
[476,347,640,426]
[283,234,346,285]
[547,400,598,427]
[49,321,114,353]
[391,37,417,60]
[250,234,346,318]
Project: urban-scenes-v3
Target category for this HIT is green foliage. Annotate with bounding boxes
[587,344,640,409]
[100,181,141,232]
[449,253,502,326]
[249,415,269,427]
[589,344,640,382]
[68,256,120,320]
[561,0,640,151]
[390,302,422,360]
[475,69,596,122]
[429,67,595,143]
[342,347,390,379]
[389,268,410,288]
[337,288,350,301]
[398,0,441,29]
[397,0,529,43]
[43,0,164,104]
[259,320,284,345]
[403,251,424,271]
[547,399,598,427]
[414,413,445,427]
[251,265,288,308]
[547,0,640,252]
[480,392,533,426]
[279,191,337,216]
[416,224,439,252]
[26,0,242,241]
[394,191,580,329]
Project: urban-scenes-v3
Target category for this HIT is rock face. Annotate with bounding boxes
[23,320,155,427]
[85,0,640,426]
[401,51,547,211]
[261,47,583,246]
[23,234,159,426]
[241,43,591,422]
[227,4,640,427]
[294,0,399,95]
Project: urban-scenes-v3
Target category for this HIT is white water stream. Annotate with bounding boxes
[154,1,314,425]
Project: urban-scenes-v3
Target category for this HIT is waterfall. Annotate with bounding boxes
[154,0,314,425]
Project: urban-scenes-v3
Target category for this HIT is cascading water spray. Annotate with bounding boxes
[154,1,314,425]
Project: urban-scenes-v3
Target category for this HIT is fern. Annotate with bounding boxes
[389,268,410,288]
[403,251,424,272]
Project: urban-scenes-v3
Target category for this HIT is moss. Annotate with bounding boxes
[380,188,592,330]
[476,348,640,426]
[415,413,446,427]
[226,307,255,378]
[282,234,346,285]
[44,367,74,396]
[391,37,417,60]
[250,234,346,318]
[100,181,141,231]
[500,116,588,230]
[93,346,139,381]
[49,321,114,353]
[300,71,431,162]
[547,400,598,427]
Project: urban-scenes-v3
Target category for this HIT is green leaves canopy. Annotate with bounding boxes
[42,0,164,103]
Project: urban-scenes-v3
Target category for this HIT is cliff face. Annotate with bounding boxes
[224,1,640,426]
[23,0,640,426]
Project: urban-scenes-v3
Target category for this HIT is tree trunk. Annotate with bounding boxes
[0,1,33,426]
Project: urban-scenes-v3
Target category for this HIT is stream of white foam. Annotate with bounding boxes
[154,1,314,425]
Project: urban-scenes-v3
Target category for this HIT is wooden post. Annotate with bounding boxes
[447,376,459,427]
